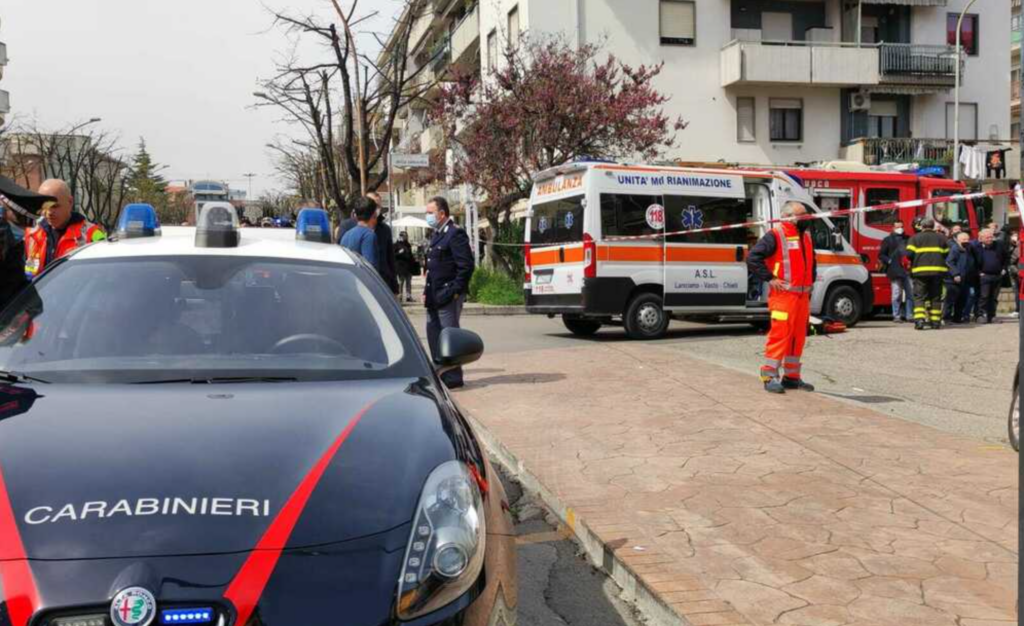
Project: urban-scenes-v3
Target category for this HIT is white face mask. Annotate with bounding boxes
[894,228,904,235]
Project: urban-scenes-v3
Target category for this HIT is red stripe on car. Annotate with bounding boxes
[0,462,41,626]
[223,402,374,626]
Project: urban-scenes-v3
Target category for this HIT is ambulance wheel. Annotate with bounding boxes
[624,293,669,340]
[824,286,862,327]
[1009,372,1019,452]
[562,316,602,336]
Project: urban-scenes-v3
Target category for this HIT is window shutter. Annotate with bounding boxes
[660,1,695,42]
[737,98,755,142]
[869,100,898,117]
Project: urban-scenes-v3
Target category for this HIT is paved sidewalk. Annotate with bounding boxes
[453,343,1018,626]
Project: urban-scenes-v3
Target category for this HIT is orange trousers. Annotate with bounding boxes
[760,290,811,382]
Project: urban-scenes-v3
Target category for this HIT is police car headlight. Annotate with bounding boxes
[397,460,486,619]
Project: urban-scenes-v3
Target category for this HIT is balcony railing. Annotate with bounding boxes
[843,137,1021,180]
[450,4,480,66]
[879,43,959,86]
[721,39,879,87]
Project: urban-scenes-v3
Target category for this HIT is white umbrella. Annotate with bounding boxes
[391,215,431,229]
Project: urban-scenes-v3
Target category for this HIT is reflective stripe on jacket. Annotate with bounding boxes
[906,230,949,276]
[25,218,106,278]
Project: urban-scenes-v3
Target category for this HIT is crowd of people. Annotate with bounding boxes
[336,193,475,388]
[878,217,1018,329]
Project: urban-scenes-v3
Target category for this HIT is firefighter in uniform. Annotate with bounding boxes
[748,201,816,394]
[24,179,106,279]
[905,217,949,330]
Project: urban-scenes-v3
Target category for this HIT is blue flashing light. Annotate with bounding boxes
[159,609,215,625]
[117,204,161,239]
[296,208,331,243]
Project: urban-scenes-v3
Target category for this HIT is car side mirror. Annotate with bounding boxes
[437,328,484,374]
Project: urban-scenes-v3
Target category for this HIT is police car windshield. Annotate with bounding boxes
[0,256,419,384]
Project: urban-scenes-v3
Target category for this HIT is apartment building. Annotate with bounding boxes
[0,15,9,128]
[389,0,1014,220]
[1013,0,1021,140]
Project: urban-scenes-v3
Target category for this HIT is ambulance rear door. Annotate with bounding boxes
[527,171,588,310]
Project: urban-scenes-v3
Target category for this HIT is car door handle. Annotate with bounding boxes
[559,247,565,263]
[735,246,746,262]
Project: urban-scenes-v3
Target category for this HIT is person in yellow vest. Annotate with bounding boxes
[24,179,106,278]
[747,201,817,394]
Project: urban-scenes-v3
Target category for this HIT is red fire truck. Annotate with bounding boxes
[783,168,980,313]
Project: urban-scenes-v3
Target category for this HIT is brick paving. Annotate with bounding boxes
[454,343,1019,626]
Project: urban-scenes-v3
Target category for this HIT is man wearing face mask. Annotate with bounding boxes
[748,202,817,395]
[423,196,475,389]
[905,218,949,330]
[878,220,913,323]
[0,176,53,308]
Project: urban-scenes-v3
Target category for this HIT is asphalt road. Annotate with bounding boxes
[496,467,645,626]
[409,312,1020,445]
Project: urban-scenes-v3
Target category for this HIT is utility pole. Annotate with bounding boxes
[242,173,257,202]
[953,0,979,181]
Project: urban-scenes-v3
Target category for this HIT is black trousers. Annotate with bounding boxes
[979,274,1002,321]
[912,275,943,323]
[942,281,962,321]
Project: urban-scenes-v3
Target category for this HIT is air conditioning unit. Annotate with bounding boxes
[850,92,871,112]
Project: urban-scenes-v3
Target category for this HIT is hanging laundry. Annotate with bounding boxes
[958,145,986,180]
[986,149,1008,179]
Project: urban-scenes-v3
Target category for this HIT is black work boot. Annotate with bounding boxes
[763,378,786,394]
[914,320,927,330]
[782,378,815,392]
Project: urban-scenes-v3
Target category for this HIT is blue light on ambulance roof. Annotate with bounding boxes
[117,204,161,239]
[296,208,331,243]
[159,609,215,625]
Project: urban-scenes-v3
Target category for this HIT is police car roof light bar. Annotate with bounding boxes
[117,203,161,239]
[195,203,240,249]
[296,208,331,243]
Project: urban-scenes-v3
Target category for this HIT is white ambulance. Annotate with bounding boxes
[524,162,871,339]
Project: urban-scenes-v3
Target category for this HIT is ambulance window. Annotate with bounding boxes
[808,212,837,251]
[531,196,584,245]
[663,194,754,245]
[601,194,665,238]
[864,188,901,226]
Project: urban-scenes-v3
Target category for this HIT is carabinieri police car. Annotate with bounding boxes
[0,204,517,626]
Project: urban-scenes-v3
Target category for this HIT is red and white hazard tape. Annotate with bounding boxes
[489,186,1022,248]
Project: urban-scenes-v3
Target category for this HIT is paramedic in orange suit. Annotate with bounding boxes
[746,201,817,395]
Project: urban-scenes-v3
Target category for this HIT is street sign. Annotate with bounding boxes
[391,153,430,169]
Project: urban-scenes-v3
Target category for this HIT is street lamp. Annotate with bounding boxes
[67,117,102,136]
[952,0,978,181]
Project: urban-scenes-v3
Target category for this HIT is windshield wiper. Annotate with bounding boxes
[134,376,300,385]
[0,371,50,384]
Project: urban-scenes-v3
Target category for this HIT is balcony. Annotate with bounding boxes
[430,37,450,74]
[450,5,479,67]
[721,40,879,87]
[841,137,1020,180]
[879,44,959,90]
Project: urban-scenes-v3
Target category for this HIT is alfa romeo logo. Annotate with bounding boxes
[111,587,157,626]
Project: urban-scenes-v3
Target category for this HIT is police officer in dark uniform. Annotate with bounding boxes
[423,196,475,388]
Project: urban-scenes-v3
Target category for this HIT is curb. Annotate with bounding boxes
[463,410,691,626]
[402,305,529,316]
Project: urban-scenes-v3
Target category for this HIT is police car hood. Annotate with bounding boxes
[0,379,467,560]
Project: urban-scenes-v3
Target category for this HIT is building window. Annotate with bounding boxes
[947,13,979,56]
[508,5,520,49]
[945,102,978,140]
[660,0,695,46]
[868,100,898,139]
[737,97,755,142]
[487,29,498,70]
[769,98,802,142]
[865,188,901,227]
